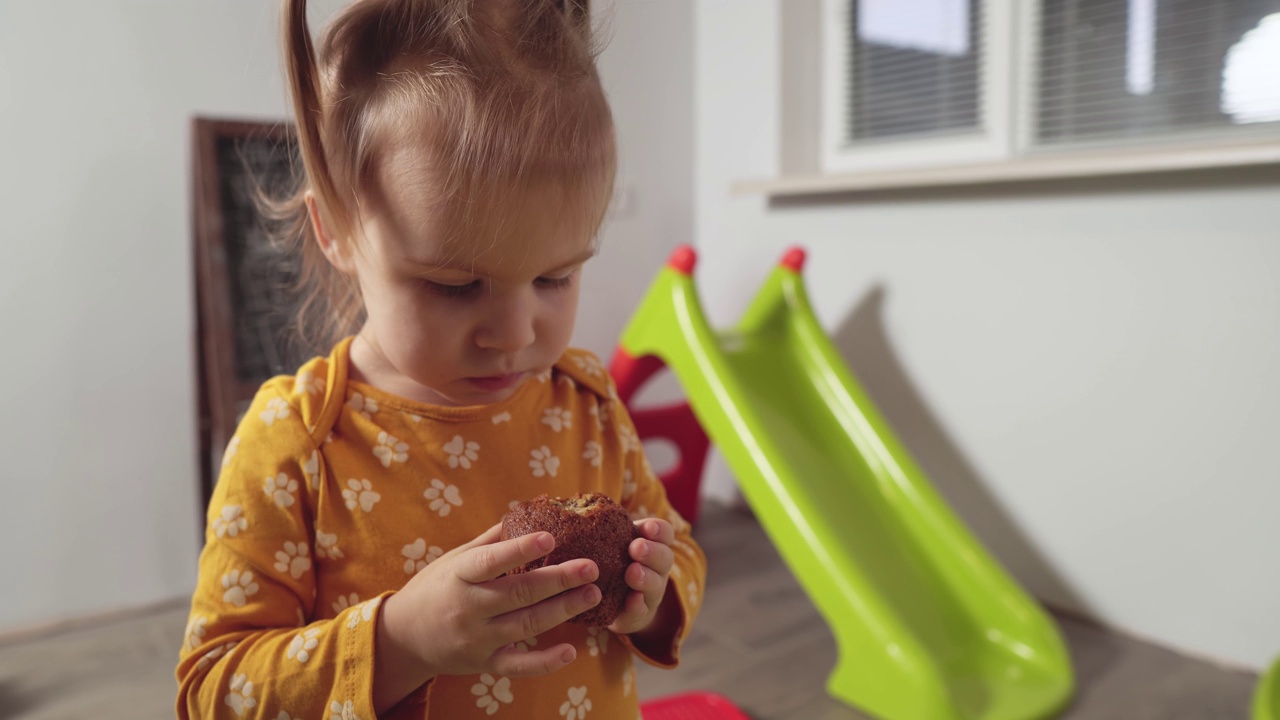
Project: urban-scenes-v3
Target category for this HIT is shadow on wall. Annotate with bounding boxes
[831,284,1093,618]
[0,681,38,718]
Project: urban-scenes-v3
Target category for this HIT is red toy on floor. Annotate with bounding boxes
[641,692,753,720]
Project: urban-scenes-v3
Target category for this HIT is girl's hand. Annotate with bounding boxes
[374,523,601,711]
[607,518,676,636]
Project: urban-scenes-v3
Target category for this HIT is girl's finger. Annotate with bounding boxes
[490,583,601,644]
[626,562,666,598]
[630,538,674,576]
[456,531,555,584]
[636,518,675,545]
[623,589,650,618]
[477,559,598,615]
[607,591,650,634]
[489,643,578,679]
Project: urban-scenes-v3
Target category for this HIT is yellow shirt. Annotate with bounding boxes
[177,338,706,719]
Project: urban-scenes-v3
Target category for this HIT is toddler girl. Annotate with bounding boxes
[176,1,706,717]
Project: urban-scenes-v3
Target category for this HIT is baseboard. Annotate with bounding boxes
[0,596,190,647]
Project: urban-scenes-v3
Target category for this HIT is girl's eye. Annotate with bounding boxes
[423,280,481,298]
[536,275,575,290]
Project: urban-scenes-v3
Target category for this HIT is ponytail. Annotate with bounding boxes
[283,0,347,237]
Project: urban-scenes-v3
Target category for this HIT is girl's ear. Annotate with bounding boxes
[305,193,356,274]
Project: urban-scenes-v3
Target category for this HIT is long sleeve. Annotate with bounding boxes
[176,381,393,720]
[608,392,708,669]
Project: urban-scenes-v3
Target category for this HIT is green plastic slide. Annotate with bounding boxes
[1257,657,1280,720]
[615,246,1074,720]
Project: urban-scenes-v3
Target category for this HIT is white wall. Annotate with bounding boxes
[694,0,1280,668]
[578,0,695,359]
[0,0,691,635]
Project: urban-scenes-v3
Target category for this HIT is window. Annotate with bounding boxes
[847,0,980,141]
[821,0,1280,174]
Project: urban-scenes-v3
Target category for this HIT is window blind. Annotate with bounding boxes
[1037,0,1280,146]
[842,0,985,144]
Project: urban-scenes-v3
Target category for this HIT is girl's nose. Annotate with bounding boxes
[474,297,536,354]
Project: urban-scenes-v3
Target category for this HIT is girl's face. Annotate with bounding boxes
[331,145,598,408]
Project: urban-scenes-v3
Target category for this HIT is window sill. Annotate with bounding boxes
[734,140,1280,199]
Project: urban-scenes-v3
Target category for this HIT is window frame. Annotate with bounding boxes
[821,0,1280,177]
[821,0,1018,174]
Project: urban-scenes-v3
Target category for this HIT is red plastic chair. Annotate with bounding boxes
[641,692,753,720]
[609,350,712,524]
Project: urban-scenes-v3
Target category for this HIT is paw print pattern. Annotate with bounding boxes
[224,673,257,717]
[529,446,560,478]
[194,641,237,671]
[583,441,602,468]
[260,398,291,426]
[303,451,321,490]
[542,407,572,432]
[220,569,260,608]
[275,712,301,720]
[514,634,538,653]
[273,541,311,579]
[212,505,248,539]
[402,539,444,574]
[559,686,592,719]
[687,579,700,608]
[184,615,207,651]
[404,412,423,423]
[621,470,637,502]
[329,700,360,720]
[586,626,609,656]
[672,539,701,570]
[286,627,322,663]
[423,479,462,517]
[492,411,512,425]
[332,593,360,616]
[263,473,299,508]
[316,531,343,560]
[346,596,382,629]
[346,393,378,419]
[342,479,380,512]
[572,353,606,378]
[628,505,651,523]
[471,673,515,715]
[444,435,480,469]
[294,370,324,396]
[221,437,240,469]
[623,664,635,697]
[373,432,409,467]
[618,423,641,455]
[588,403,606,430]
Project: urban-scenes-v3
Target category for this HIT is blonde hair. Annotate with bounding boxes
[273,0,616,348]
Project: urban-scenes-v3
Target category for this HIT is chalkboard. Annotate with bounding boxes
[192,118,320,518]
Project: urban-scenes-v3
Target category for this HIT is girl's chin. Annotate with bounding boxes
[396,373,528,408]
[464,372,527,394]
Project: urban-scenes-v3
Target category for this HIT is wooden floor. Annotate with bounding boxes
[0,502,1257,719]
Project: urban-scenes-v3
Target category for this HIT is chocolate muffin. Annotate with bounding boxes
[501,493,640,627]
